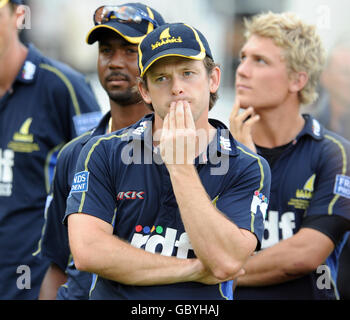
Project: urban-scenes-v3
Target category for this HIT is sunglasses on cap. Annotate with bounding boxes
[94,5,159,28]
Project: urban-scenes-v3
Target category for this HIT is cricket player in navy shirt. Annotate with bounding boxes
[65,23,271,300]
[0,0,101,299]
[230,12,350,299]
[38,3,165,300]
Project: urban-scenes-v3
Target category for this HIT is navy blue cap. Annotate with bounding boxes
[138,23,213,77]
[86,3,165,45]
[0,0,22,8]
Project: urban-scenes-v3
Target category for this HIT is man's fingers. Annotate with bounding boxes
[243,114,260,130]
[230,95,241,120]
[183,101,195,129]
[169,102,176,131]
[175,101,186,129]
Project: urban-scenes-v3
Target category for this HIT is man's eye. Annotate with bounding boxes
[126,48,138,54]
[155,76,167,82]
[183,71,194,77]
[100,47,111,54]
[257,58,267,64]
[239,55,246,62]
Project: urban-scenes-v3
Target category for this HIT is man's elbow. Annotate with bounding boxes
[71,248,92,273]
[288,257,325,276]
[211,261,244,281]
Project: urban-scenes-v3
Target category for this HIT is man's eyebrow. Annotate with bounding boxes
[239,50,270,61]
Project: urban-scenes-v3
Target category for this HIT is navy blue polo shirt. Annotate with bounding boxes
[65,114,271,300]
[0,44,102,299]
[39,112,111,300]
[235,114,350,300]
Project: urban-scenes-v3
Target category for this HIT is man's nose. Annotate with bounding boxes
[171,77,185,96]
[109,50,125,69]
[236,59,251,78]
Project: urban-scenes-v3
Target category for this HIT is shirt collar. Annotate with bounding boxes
[15,44,41,84]
[297,114,324,141]
[124,113,239,157]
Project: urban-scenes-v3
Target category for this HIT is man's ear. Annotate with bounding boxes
[289,71,308,93]
[209,66,221,94]
[137,79,152,105]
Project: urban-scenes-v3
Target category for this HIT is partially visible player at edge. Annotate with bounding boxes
[230,11,350,300]
[38,3,165,300]
[0,0,101,299]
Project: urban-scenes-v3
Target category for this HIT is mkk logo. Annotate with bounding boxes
[131,226,193,258]
[117,191,145,200]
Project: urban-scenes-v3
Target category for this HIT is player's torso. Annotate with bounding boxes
[113,160,226,259]
[0,84,63,207]
[261,141,318,249]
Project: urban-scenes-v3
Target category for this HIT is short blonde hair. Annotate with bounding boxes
[244,11,326,105]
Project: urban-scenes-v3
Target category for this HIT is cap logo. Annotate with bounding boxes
[151,27,182,50]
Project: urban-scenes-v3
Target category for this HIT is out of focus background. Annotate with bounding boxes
[20,0,350,128]
[17,0,350,300]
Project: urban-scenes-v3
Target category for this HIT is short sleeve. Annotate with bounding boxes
[40,150,71,270]
[64,136,117,225]
[306,135,350,221]
[215,153,271,250]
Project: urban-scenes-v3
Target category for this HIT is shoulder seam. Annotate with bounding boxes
[324,134,348,215]
[78,133,128,212]
[39,63,82,116]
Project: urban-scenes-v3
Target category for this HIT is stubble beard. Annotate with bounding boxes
[107,85,142,106]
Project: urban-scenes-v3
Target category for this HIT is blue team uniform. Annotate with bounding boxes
[235,114,350,300]
[0,44,102,299]
[65,114,271,300]
[39,112,111,300]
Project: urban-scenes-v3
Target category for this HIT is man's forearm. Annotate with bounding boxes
[167,165,256,279]
[69,214,220,286]
[237,229,334,287]
[39,263,67,300]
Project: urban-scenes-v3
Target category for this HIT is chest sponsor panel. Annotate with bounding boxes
[262,210,297,249]
[130,226,193,259]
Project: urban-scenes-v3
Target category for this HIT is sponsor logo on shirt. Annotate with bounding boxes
[132,121,148,136]
[312,119,321,137]
[0,148,14,197]
[131,225,193,258]
[219,136,232,151]
[70,171,89,193]
[117,191,145,200]
[22,61,36,80]
[288,174,316,210]
[73,112,102,136]
[8,118,40,153]
[334,174,350,199]
[251,190,268,219]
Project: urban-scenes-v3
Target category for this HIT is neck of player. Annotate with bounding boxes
[0,39,28,98]
[251,100,306,149]
[109,100,151,132]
